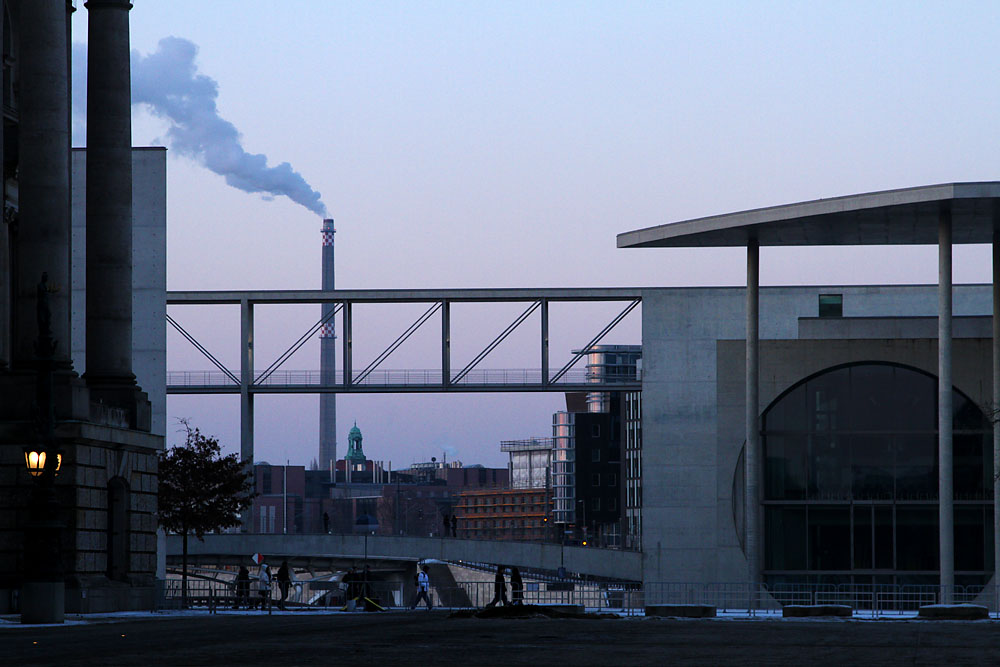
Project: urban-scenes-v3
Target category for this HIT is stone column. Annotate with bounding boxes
[745,239,760,586]
[16,0,72,367]
[938,206,954,603]
[84,0,134,386]
[240,298,254,531]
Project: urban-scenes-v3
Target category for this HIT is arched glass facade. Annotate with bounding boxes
[762,363,994,587]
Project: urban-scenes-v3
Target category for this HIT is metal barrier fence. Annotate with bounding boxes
[645,582,1000,617]
[156,579,1000,617]
[157,577,405,611]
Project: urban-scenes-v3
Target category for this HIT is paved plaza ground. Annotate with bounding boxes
[6,609,1000,665]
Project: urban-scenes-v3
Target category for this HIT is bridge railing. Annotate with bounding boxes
[167,368,641,388]
[157,579,1000,616]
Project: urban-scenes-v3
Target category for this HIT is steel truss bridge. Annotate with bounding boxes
[166,288,643,462]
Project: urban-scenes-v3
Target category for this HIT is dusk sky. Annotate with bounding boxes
[71,2,1000,468]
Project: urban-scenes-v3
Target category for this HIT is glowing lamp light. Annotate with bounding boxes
[23,449,62,477]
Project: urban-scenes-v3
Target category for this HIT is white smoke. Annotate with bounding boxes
[73,37,327,217]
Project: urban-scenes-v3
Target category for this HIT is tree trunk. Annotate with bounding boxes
[182,530,188,608]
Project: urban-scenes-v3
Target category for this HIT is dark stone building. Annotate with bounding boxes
[0,1,165,617]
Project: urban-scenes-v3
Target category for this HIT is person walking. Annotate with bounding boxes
[323,511,330,534]
[410,565,432,610]
[510,567,524,605]
[234,566,251,609]
[276,560,291,610]
[486,565,508,608]
[258,563,272,613]
[451,514,458,538]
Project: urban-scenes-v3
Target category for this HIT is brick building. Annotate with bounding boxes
[454,488,553,541]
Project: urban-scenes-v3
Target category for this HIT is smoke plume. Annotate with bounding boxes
[73,37,328,217]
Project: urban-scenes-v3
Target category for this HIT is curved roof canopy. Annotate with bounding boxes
[617,182,1000,248]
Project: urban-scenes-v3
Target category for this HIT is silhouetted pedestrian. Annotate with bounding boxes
[510,567,523,605]
[486,565,508,608]
[323,511,330,534]
[234,566,251,609]
[410,565,432,610]
[451,514,457,538]
[276,560,291,610]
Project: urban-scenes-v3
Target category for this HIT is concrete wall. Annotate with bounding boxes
[71,147,167,437]
[638,284,993,585]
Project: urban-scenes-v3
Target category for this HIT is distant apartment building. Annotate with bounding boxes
[552,345,642,547]
[454,488,553,541]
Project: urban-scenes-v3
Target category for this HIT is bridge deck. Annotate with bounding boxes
[167,533,642,582]
[167,369,642,394]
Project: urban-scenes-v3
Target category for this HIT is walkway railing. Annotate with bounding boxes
[156,579,1000,617]
[167,368,641,388]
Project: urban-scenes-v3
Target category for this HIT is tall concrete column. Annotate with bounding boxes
[745,239,760,585]
[993,225,1000,587]
[441,300,451,386]
[240,298,254,531]
[84,0,135,385]
[939,207,954,602]
[16,0,72,367]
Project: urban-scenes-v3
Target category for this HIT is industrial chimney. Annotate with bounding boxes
[319,218,337,475]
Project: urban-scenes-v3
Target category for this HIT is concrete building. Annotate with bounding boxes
[502,437,552,490]
[0,0,166,617]
[621,390,642,550]
[617,183,1000,594]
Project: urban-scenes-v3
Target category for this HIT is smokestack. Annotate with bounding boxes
[319,218,337,473]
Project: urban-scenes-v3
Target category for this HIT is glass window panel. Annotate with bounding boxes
[765,435,807,500]
[954,433,986,500]
[955,506,985,572]
[809,435,850,500]
[896,507,937,571]
[818,294,843,318]
[807,367,849,433]
[874,506,893,570]
[808,506,850,571]
[988,507,996,572]
[853,506,873,570]
[893,369,935,431]
[894,434,937,500]
[848,365,895,431]
[851,435,893,500]
[765,507,807,571]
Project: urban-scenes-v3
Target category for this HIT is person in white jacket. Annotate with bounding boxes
[258,563,272,612]
[410,565,432,610]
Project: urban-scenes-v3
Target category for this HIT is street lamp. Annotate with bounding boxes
[23,449,61,478]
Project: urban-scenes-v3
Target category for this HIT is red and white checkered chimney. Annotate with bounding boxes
[319,219,337,473]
